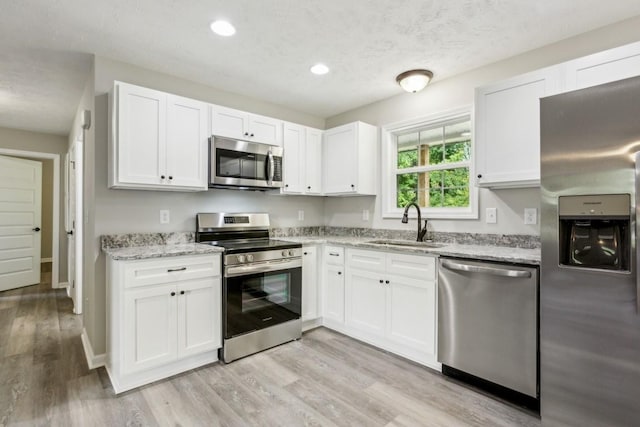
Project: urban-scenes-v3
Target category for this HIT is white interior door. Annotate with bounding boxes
[0,155,42,291]
[66,140,83,313]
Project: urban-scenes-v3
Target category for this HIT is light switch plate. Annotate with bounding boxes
[160,210,170,224]
[486,207,497,224]
[524,208,537,225]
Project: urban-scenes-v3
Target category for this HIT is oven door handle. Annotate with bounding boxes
[225,258,302,277]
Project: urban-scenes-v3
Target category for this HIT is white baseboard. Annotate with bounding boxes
[54,281,69,289]
[81,328,106,369]
[41,258,53,263]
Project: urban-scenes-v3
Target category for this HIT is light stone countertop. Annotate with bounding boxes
[279,236,540,265]
[103,243,224,261]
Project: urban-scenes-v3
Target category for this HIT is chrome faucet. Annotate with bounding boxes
[402,202,428,242]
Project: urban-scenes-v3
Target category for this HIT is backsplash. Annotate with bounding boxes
[102,227,539,250]
[271,226,540,249]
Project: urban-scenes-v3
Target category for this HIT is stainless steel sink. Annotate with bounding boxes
[364,239,444,249]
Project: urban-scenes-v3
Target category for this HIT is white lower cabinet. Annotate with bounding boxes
[341,248,439,369]
[322,246,345,328]
[301,245,320,326]
[107,254,222,393]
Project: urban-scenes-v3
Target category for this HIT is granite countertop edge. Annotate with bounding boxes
[103,243,224,261]
[279,236,540,265]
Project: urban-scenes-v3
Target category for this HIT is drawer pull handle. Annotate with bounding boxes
[167,267,187,273]
[180,290,185,295]
[329,253,340,256]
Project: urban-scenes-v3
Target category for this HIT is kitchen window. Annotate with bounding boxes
[381,108,478,219]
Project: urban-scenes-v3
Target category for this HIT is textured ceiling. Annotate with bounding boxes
[2,0,640,136]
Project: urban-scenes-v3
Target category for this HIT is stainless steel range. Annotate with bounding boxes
[196,212,302,363]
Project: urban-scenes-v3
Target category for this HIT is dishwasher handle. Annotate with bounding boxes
[441,260,532,278]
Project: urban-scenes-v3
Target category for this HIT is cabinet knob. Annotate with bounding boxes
[379,279,383,283]
[303,252,308,255]
[170,291,176,296]
[250,133,254,137]
[338,271,342,275]
[168,176,173,180]
[477,174,482,179]
[180,290,185,295]
[285,184,289,188]
[385,280,390,284]
[351,184,355,188]
[307,186,311,190]
[161,175,166,179]
[244,132,249,136]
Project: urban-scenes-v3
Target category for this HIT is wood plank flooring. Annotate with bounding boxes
[0,267,541,426]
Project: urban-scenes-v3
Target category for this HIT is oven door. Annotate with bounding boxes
[224,259,301,338]
[210,136,283,188]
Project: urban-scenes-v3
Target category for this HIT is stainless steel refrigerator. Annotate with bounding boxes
[540,75,640,426]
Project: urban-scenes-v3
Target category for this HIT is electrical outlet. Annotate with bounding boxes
[160,210,170,224]
[524,208,537,225]
[362,209,369,221]
[486,207,497,224]
[298,210,304,221]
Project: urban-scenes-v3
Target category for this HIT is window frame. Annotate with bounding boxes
[381,106,479,219]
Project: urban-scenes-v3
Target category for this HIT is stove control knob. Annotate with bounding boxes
[246,254,254,262]
[281,250,288,257]
[237,255,246,263]
[288,250,295,256]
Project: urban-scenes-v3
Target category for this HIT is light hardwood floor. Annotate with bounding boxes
[0,268,541,426]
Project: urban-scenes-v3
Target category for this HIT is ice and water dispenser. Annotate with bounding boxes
[558,194,631,272]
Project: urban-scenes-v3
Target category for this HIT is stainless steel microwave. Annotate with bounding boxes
[209,136,283,190]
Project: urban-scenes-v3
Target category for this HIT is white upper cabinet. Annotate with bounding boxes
[474,66,562,188]
[281,123,323,195]
[305,128,323,195]
[564,41,640,92]
[110,82,208,191]
[211,104,283,146]
[323,121,378,195]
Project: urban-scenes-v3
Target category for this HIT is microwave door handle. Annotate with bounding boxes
[267,150,274,186]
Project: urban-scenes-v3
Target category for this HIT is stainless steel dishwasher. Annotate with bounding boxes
[438,257,539,402]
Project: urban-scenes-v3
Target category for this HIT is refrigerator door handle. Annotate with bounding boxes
[635,151,640,313]
[441,260,532,278]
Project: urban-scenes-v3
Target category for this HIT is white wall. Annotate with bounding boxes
[325,15,640,236]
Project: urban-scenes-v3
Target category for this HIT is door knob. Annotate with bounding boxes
[67,230,73,235]
[33,227,41,232]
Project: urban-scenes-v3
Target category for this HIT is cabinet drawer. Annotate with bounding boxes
[386,253,436,281]
[324,246,345,266]
[346,249,386,273]
[124,254,220,289]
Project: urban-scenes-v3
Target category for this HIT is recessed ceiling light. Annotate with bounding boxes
[310,63,330,75]
[210,20,236,37]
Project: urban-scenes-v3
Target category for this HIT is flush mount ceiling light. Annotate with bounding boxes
[396,69,434,93]
[310,63,330,75]
[210,20,236,36]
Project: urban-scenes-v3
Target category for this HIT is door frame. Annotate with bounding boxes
[0,148,61,288]
[68,137,83,314]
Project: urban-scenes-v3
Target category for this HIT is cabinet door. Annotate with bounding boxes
[386,275,436,356]
[177,277,221,358]
[323,264,345,323]
[211,105,248,140]
[301,246,319,321]
[475,67,561,188]
[305,128,323,194]
[323,123,357,194]
[564,41,640,91]
[345,268,387,337]
[116,83,166,186]
[166,95,208,190]
[249,114,283,146]
[123,284,177,374]
[282,123,305,194]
